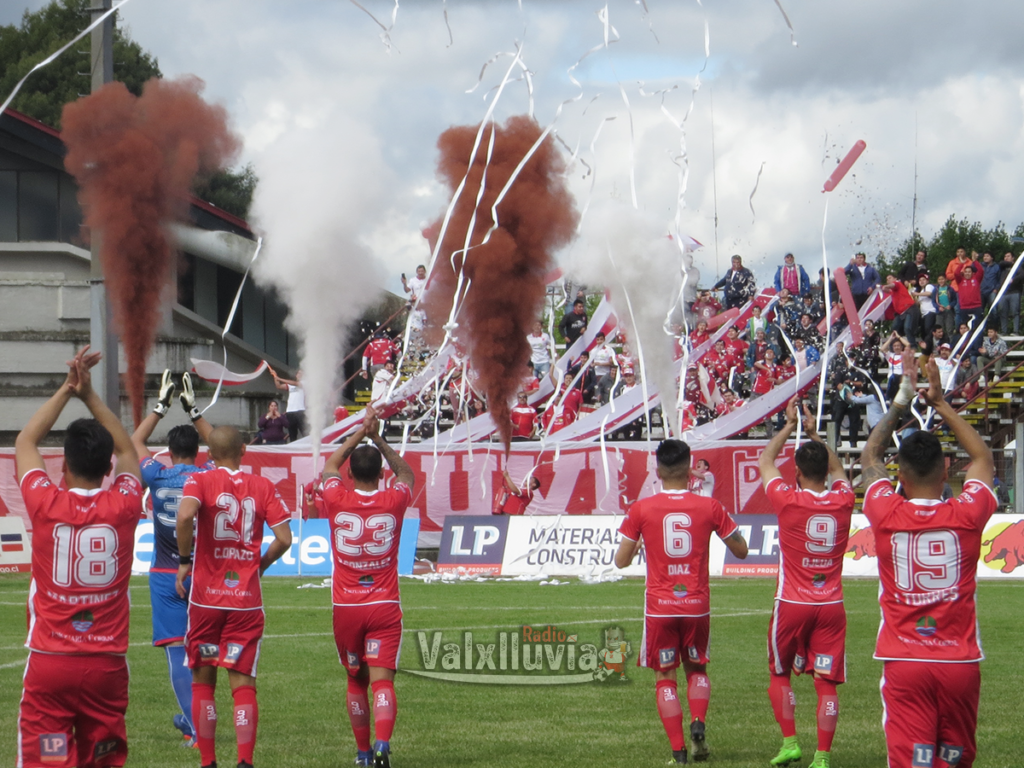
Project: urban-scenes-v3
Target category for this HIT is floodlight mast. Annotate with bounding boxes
[88,0,120,413]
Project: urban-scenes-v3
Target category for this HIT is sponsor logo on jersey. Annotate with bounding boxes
[915,616,938,638]
[812,574,827,589]
[813,653,834,674]
[359,575,375,586]
[659,647,678,666]
[672,583,688,598]
[346,651,360,668]
[408,624,626,685]
[224,571,240,588]
[71,610,94,633]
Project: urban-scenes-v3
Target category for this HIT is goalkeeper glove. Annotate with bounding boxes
[180,372,202,421]
[153,370,175,417]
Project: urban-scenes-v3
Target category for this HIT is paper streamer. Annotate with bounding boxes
[201,236,263,415]
[191,359,268,386]
[349,0,399,52]
[834,266,863,345]
[772,0,798,46]
[0,0,136,119]
[749,162,766,222]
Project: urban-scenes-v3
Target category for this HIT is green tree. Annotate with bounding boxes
[0,0,161,129]
[0,0,258,218]
[193,163,258,220]
[889,216,1021,281]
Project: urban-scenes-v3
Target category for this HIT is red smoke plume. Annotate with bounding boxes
[61,77,239,424]
[423,116,578,449]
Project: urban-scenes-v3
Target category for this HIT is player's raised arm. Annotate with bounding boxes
[323,423,369,480]
[801,402,846,480]
[178,372,215,443]
[759,396,800,488]
[70,349,140,482]
[861,346,917,488]
[14,349,87,481]
[920,355,994,487]
[365,409,415,490]
[131,369,177,460]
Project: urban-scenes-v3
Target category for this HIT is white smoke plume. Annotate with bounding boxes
[250,112,389,459]
[569,201,695,431]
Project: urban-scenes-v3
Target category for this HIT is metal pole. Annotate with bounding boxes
[1015,422,1023,515]
[88,0,120,413]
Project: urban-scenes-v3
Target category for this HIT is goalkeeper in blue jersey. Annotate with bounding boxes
[130,371,214,748]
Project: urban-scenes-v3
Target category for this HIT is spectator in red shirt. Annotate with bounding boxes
[883,274,918,346]
[494,470,541,515]
[955,264,984,330]
[510,392,538,440]
[689,320,710,348]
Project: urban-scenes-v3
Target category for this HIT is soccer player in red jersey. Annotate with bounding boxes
[175,427,293,768]
[614,440,748,764]
[861,347,996,768]
[759,398,855,768]
[321,407,415,768]
[15,346,142,768]
[494,469,541,515]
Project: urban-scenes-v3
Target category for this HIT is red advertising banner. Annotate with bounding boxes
[0,442,796,545]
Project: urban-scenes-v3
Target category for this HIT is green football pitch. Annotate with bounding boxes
[1,575,1022,768]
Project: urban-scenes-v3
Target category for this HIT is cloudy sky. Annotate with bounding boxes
[6,0,1024,292]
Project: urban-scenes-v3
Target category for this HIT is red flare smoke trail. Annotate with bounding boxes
[423,116,578,449]
[61,77,239,425]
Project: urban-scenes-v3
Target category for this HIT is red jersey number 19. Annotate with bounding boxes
[214,494,256,543]
[53,524,119,588]
[664,513,692,557]
[892,530,960,590]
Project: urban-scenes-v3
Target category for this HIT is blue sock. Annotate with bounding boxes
[374,740,390,753]
[165,646,194,736]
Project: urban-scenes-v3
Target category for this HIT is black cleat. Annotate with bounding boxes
[201,764,216,768]
[373,749,390,768]
[237,762,254,768]
[670,749,688,764]
[690,720,709,762]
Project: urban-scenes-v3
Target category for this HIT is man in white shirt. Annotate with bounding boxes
[527,320,554,378]
[402,265,428,304]
[591,332,617,378]
[372,360,397,407]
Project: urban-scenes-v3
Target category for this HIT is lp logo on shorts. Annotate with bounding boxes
[93,740,118,759]
[659,648,677,666]
[224,643,243,665]
[687,646,700,662]
[938,744,963,766]
[40,733,68,759]
[346,651,360,668]
[365,639,382,660]
[912,743,935,768]
[199,643,219,660]
[813,654,834,675]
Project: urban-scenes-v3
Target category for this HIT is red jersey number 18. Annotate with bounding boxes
[53,524,119,588]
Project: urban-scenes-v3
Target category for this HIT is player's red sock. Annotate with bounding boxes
[347,676,372,751]
[685,670,711,723]
[192,682,218,766]
[655,679,686,751]
[769,674,797,738]
[814,677,839,752]
[232,685,259,765]
[370,679,396,742]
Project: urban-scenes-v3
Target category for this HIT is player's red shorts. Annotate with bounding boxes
[768,600,846,683]
[881,661,979,768]
[19,652,128,768]
[185,605,265,677]
[639,614,710,671]
[332,602,403,674]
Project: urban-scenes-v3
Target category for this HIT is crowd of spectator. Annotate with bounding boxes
[259,248,1022,446]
